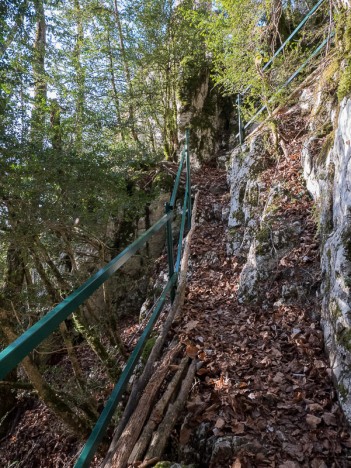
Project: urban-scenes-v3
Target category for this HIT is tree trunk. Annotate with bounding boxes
[29,248,86,386]
[50,98,62,151]
[113,0,139,144]
[0,308,92,438]
[31,0,46,144]
[107,31,125,142]
[0,241,24,435]
[0,0,27,57]
[74,0,85,154]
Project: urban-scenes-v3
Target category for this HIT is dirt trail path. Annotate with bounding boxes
[174,160,351,467]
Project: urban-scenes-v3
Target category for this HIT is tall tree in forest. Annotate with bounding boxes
[113,0,139,143]
[31,0,47,145]
[73,0,85,154]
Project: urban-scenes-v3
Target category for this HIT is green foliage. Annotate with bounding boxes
[186,0,330,123]
[141,335,157,364]
[337,12,351,101]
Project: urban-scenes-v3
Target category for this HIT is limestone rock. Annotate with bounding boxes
[302,97,351,421]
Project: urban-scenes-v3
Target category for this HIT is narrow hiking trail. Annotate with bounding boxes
[173,152,351,464]
[2,120,351,467]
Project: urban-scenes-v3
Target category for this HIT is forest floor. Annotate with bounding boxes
[2,117,351,467]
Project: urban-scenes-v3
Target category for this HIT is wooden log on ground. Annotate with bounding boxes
[102,191,200,465]
[105,343,181,468]
[128,356,189,464]
[138,457,159,468]
[144,358,197,461]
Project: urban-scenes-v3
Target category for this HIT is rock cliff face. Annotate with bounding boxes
[302,97,351,420]
[226,76,351,422]
[178,70,234,166]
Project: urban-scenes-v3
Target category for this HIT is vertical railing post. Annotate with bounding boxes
[237,93,244,145]
[165,202,175,302]
[185,128,192,229]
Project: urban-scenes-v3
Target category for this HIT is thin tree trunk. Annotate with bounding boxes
[34,236,125,377]
[113,0,139,143]
[0,307,92,437]
[31,0,46,144]
[0,241,22,435]
[29,249,86,386]
[107,31,125,142]
[50,98,62,151]
[0,0,27,57]
[72,311,121,381]
[74,0,85,154]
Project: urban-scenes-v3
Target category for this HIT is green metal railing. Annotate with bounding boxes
[237,0,330,142]
[0,129,192,467]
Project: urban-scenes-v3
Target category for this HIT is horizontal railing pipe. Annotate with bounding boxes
[0,211,174,380]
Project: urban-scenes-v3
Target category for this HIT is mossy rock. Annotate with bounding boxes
[322,59,340,88]
[330,300,343,320]
[256,224,272,255]
[141,336,157,364]
[338,382,349,402]
[341,229,351,261]
[230,209,245,225]
[337,328,351,352]
[338,62,351,102]
[337,13,351,101]
[317,131,335,164]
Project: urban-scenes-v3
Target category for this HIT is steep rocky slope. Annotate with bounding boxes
[302,93,351,422]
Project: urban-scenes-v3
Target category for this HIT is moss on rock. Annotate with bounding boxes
[337,12,351,101]
[337,328,351,352]
[141,335,157,364]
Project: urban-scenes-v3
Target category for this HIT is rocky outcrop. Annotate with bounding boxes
[302,97,351,421]
[178,70,234,165]
[226,73,351,422]
[227,130,305,303]
[108,193,169,317]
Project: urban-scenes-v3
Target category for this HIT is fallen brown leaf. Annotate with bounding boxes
[186,344,198,359]
[306,414,321,428]
[232,459,241,468]
[322,412,337,426]
[215,417,225,429]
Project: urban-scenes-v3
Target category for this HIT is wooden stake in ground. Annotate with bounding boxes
[128,356,189,464]
[144,358,197,461]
